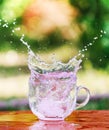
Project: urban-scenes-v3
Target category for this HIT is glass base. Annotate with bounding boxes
[39,116,64,121]
[32,110,65,121]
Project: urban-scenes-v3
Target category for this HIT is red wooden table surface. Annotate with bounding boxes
[0,110,109,130]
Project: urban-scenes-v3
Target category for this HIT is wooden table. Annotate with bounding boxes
[0,110,109,130]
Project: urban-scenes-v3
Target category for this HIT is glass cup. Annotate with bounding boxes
[28,70,90,121]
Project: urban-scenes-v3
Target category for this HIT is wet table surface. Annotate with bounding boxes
[0,110,109,130]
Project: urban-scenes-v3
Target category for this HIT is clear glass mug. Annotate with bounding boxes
[28,70,90,121]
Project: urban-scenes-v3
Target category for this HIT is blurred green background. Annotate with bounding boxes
[0,0,109,110]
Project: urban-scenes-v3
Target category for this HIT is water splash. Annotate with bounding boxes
[0,19,106,74]
[75,30,106,61]
[20,34,82,74]
[19,30,106,74]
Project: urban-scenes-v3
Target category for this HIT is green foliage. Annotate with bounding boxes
[80,98,109,110]
[0,65,29,77]
[0,0,30,21]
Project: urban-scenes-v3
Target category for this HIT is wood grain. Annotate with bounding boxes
[0,110,109,130]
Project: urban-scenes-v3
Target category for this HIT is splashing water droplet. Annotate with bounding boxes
[93,37,98,40]
[78,53,81,56]
[13,22,16,25]
[2,23,8,28]
[15,27,21,31]
[18,27,107,75]
[20,34,30,50]
[82,54,85,58]
[100,30,103,33]
[89,43,92,46]
[104,31,106,34]
[12,30,15,33]
[85,48,87,51]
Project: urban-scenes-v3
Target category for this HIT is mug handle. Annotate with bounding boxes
[76,86,90,109]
